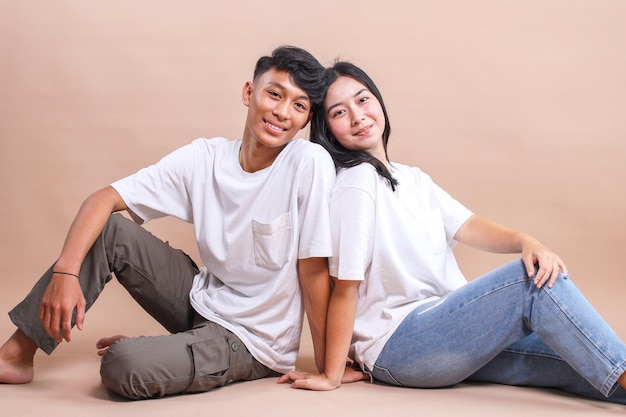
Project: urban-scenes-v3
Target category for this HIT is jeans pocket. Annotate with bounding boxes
[372,364,403,386]
[252,213,292,270]
[186,337,231,393]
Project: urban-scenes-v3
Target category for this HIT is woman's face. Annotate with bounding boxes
[324,75,387,161]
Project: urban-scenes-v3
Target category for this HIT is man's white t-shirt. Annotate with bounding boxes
[329,162,473,372]
[111,137,335,373]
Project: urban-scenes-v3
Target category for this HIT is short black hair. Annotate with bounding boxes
[253,46,326,108]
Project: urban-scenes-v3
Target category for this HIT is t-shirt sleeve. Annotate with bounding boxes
[111,142,199,223]
[421,172,474,243]
[329,173,376,282]
[295,147,336,259]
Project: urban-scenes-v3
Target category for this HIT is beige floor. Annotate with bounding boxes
[2,276,626,416]
[5,358,626,417]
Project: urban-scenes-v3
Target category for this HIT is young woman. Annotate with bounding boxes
[279,61,626,404]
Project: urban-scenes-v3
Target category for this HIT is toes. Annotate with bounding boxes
[96,335,128,349]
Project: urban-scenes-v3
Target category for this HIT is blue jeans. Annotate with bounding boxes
[371,260,626,404]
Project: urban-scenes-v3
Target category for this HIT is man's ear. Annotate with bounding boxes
[241,81,253,106]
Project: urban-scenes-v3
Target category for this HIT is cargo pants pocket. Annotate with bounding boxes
[186,336,231,393]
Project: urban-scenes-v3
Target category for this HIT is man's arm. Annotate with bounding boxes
[40,186,128,343]
[297,257,331,373]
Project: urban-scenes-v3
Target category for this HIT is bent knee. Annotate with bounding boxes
[100,337,169,400]
[100,338,142,399]
[102,213,135,241]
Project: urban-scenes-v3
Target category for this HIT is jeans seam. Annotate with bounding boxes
[372,364,402,386]
[601,355,626,396]
[541,284,625,397]
[501,347,562,361]
[543,285,617,363]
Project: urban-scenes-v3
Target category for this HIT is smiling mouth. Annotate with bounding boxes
[265,120,288,132]
[355,125,372,136]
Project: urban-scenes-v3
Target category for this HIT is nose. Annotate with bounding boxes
[272,101,290,120]
[352,112,364,126]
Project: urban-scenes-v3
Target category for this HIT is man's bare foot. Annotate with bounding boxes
[96,335,128,357]
[0,329,37,384]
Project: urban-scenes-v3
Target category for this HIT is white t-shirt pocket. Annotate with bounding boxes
[252,213,293,270]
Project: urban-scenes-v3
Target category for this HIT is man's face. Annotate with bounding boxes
[241,68,312,150]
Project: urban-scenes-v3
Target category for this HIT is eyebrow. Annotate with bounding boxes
[267,81,310,102]
[326,88,368,115]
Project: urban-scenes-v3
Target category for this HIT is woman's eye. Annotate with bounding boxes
[359,96,369,103]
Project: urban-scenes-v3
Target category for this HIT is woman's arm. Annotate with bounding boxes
[454,214,568,288]
[297,257,331,373]
[278,277,363,390]
[319,278,361,387]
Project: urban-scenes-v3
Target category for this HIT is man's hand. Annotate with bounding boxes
[38,274,85,343]
[35,186,128,344]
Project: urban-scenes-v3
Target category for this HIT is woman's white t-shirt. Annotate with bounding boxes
[111,137,335,373]
[329,162,473,371]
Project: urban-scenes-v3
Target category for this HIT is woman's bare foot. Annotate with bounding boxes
[618,371,626,390]
[96,335,128,357]
[0,329,38,384]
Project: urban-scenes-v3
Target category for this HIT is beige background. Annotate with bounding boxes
[1,0,626,415]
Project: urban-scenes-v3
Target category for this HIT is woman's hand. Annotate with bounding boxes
[278,371,340,391]
[454,215,568,289]
[277,366,369,391]
[521,235,568,289]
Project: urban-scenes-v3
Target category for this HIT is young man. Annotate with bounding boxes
[0,46,335,399]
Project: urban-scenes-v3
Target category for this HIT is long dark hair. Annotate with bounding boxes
[310,61,398,191]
